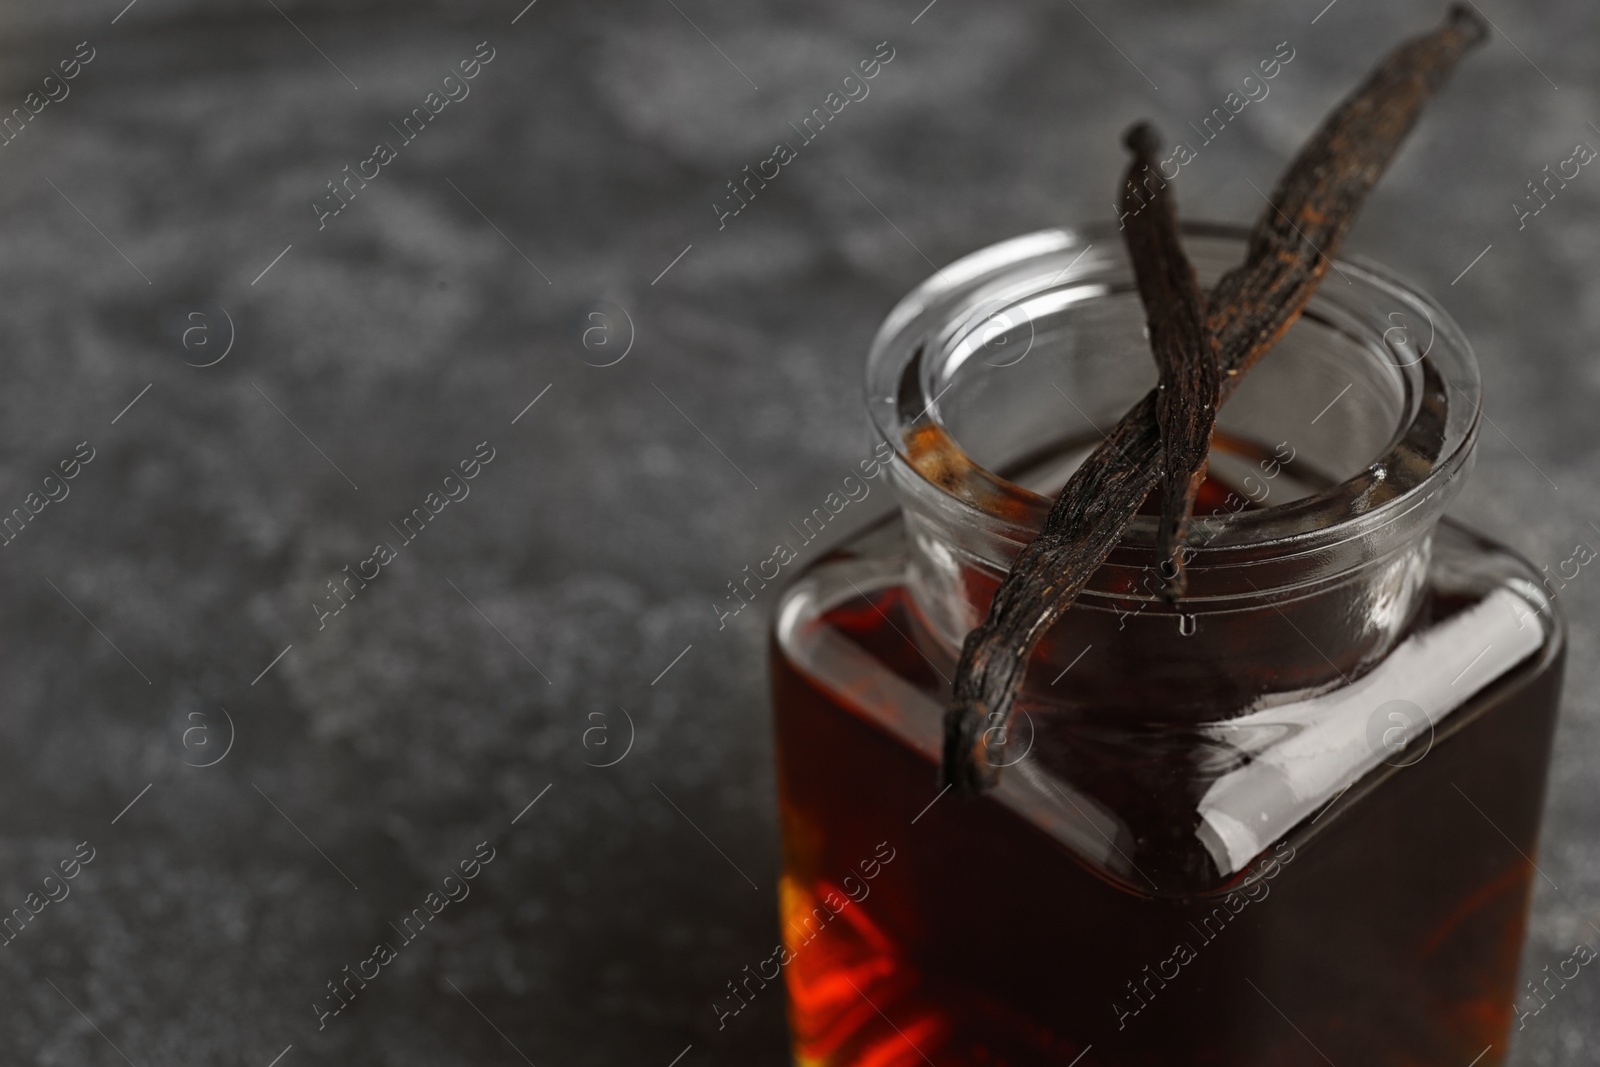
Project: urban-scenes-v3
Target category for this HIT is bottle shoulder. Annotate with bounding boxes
[772,512,1564,899]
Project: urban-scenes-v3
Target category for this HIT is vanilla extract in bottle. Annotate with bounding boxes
[769,228,1564,1066]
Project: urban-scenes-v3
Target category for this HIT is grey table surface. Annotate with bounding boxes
[0,0,1594,1063]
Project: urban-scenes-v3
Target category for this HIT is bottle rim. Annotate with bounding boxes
[864,222,1481,591]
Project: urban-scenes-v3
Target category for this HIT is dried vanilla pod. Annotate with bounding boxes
[942,5,1489,792]
[1118,121,1219,598]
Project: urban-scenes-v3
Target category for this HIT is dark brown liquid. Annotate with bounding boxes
[772,573,1562,1066]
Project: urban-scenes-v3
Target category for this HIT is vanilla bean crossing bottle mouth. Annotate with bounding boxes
[769,224,1564,1067]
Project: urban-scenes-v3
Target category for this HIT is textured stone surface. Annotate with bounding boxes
[0,0,1593,1063]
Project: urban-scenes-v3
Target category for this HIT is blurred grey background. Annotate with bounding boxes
[0,0,1593,1063]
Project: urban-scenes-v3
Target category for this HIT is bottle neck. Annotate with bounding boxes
[866,224,1478,715]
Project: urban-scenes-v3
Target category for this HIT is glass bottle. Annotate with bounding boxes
[769,225,1565,1067]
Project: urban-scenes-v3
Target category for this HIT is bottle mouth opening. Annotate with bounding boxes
[866,223,1480,598]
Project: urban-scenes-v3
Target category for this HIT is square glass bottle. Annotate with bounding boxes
[770,226,1565,1067]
